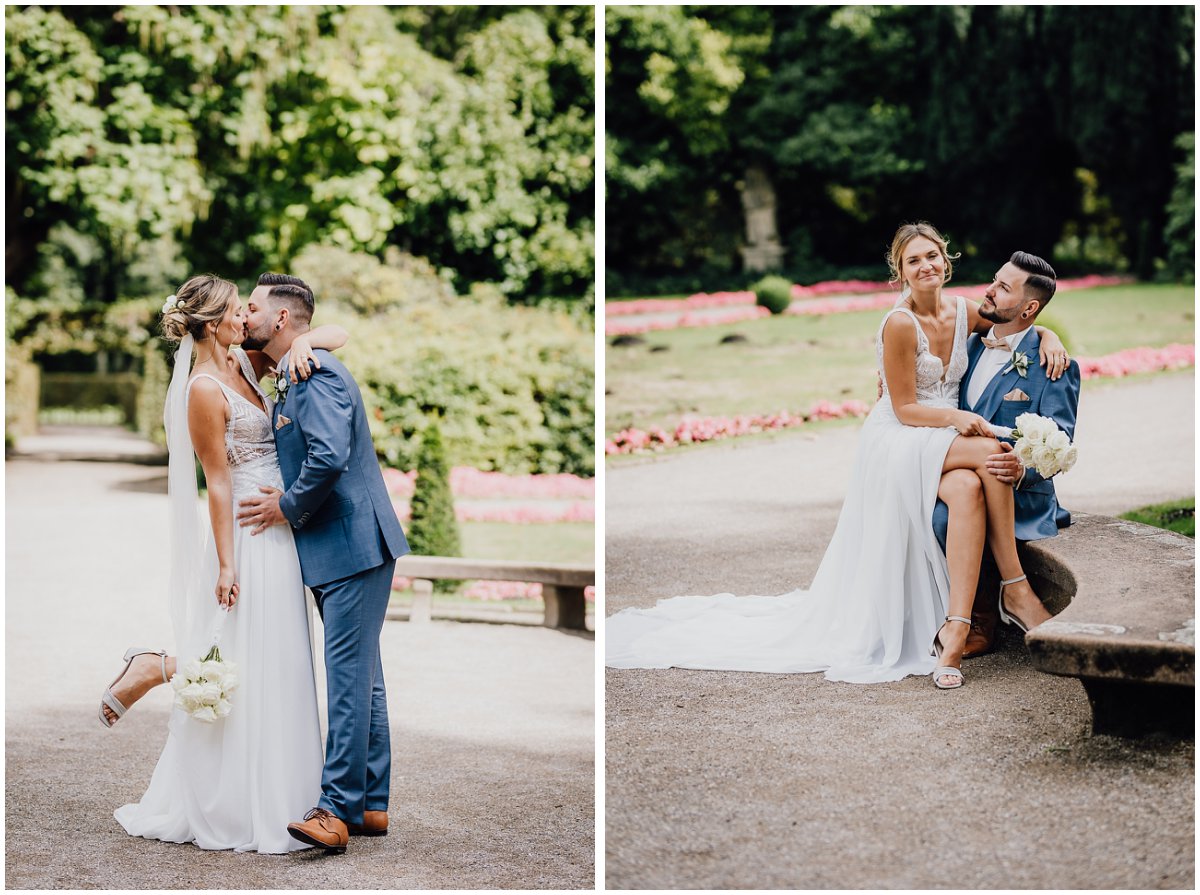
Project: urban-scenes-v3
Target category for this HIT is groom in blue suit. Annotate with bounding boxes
[238,273,409,852]
[933,252,1080,656]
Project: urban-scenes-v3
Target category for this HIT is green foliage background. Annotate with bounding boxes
[606,6,1195,295]
[7,5,594,305]
[6,6,596,475]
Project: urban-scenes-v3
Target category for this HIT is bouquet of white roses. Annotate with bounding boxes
[1007,412,1078,479]
[171,614,238,723]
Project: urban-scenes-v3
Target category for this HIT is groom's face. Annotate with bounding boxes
[979,262,1033,324]
[241,285,276,350]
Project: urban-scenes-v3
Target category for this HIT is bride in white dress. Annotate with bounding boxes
[606,223,1064,688]
[98,274,347,853]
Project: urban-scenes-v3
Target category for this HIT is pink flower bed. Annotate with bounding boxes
[391,576,596,604]
[381,465,593,500]
[391,501,595,524]
[1075,343,1194,379]
[605,275,1134,335]
[606,399,872,456]
[607,340,1192,457]
[448,466,594,499]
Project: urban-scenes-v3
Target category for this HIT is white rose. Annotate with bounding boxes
[215,699,233,718]
[1014,413,1039,435]
[1047,430,1070,452]
[220,672,239,693]
[1060,444,1079,473]
[182,659,203,679]
[199,682,223,704]
[200,659,224,679]
[179,682,205,701]
[1031,445,1057,475]
[1016,441,1037,467]
[192,705,218,723]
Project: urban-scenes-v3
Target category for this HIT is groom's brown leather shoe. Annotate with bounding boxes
[962,598,999,658]
[347,810,388,837]
[287,807,349,852]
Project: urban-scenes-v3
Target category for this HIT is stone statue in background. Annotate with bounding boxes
[739,165,785,273]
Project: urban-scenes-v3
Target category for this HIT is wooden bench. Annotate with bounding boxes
[392,556,594,631]
[1020,513,1194,737]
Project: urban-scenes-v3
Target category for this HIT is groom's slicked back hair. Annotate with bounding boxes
[1010,251,1057,310]
[257,272,314,326]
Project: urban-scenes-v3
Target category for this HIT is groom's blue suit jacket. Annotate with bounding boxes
[273,349,409,586]
[933,327,1081,549]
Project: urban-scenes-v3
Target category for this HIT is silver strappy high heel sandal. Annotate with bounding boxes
[997,574,1029,633]
[930,615,972,690]
[99,648,169,728]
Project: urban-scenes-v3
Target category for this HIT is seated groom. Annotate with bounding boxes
[933,251,1081,656]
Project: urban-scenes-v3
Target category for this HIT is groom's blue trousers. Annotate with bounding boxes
[311,558,395,824]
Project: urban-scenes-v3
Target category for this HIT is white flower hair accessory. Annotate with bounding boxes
[161,294,184,314]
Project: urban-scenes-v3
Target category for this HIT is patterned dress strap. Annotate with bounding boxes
[232,348,268,405]
[880,306,926,348]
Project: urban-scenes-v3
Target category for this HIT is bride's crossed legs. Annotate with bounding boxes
[942,434,1052,633]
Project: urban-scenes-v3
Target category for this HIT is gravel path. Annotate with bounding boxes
[5,439,594,889]
[605,371,1194,889]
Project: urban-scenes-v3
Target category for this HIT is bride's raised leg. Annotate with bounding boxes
[943,436,1052,631]
[100,651,177,727]
[932,470,985,685]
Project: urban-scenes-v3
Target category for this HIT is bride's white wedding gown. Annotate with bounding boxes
[115,349,323,853]
[606,297,970,683]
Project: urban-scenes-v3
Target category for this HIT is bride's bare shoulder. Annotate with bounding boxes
[881,309,917,336]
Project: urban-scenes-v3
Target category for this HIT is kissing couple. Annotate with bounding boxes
[99,272,408,853]
[607,222,1081,689]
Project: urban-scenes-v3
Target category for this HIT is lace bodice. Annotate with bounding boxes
[876,296,968,410]
[186,349,282,498]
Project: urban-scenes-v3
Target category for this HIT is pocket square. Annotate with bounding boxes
[275,414,292,430]
[1002,388,1030,402]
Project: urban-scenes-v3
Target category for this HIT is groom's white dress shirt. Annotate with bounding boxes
[964,325,1032,408]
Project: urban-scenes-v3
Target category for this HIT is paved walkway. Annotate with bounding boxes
[5,434,594,889]
[606,371,1194,889]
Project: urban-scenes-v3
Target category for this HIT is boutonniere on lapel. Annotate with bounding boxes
[272,370,290,406]
[1003,350,1030,378]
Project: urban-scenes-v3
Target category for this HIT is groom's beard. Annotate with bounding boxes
[241,326,271,351]
[978,302,1021,325]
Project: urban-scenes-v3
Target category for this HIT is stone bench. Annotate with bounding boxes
[392,556,594,631]
[1019,512,1194,737]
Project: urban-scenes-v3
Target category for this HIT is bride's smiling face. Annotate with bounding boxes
[900,237,946,290]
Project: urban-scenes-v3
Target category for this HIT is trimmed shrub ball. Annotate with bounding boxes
[753,276,792,315]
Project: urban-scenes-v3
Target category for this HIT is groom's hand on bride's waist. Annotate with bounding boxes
[237,486,286,535]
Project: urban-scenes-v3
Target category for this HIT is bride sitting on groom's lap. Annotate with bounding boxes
[606,221,1079,690]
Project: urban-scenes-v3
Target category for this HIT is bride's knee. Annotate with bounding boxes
[940,468,983,506]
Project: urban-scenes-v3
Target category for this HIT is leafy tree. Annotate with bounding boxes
[605,5,1194,291]
[6,6,595,306]
[407,421,461,591]
[1163,132,1195,284]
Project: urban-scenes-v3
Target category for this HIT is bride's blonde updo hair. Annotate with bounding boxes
[160,274,238,343]
[886,222,961,291]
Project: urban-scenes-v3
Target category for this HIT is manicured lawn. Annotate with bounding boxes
[1120,498,1195,538]
[460,521,594,565]
[605,283,1193,437]
[391,520,595,613]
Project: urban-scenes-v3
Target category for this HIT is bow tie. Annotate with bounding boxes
[981,336,1010,351]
